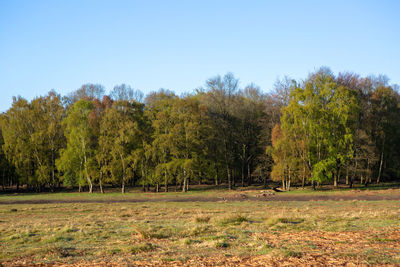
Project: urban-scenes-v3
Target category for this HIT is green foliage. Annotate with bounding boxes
[99,100,145,192]
[56,99,95,191]
[273,69,361,187]
[1,69,400,192]
[1,92,65,190]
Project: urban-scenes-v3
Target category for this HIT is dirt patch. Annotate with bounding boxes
[1,189,400,205]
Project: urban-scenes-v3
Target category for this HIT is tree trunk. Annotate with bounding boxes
[227,166,232,190]
[214,164,218,185]
[247,163,252,186]
[333,171,337,188]
[99,179,104,194]
[263,174,267,189]
[51,150,55,192]
[84,163,92,193]
[88,179,93,193]
[241,165,245,187]
[241,144,246,187]
[120,153,126,194]
[82,140,93,194]
[2,169,5,191]
[164,169,168,192]
[353,160,358,185]
[259,168,265,189]
[377,149,384,184]
[182,178,187,192]
[198,170,202,185]
[232,169,235,188]
[141,167,146,192]
[367,159,371,183]
[345,163,349,185]
[182,169,187,192]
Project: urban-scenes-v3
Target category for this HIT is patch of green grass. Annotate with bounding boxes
[190,225,214,236]
[220,215,249,226]
[281,248,303,258]
[305,240,317,249]
[162,257,176,262]
[371,237,397,243]
[108,248,122,255]
[257,244,274,255]
[361,248,400,265]
[129,243,155,254]
[183,238,202,245]
[267,217,305,226]
[48,235,74,243]
[215,241,230,248]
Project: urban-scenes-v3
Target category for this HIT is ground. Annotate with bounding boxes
[0,186,400,266]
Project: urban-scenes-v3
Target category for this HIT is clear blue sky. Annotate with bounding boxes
[1,0,399,111]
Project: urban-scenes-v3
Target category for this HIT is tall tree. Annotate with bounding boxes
[99,100,145,193]
[1,97,35,190]
[66,84,105,105]
[269,124,300,191]
[278,69,359,187]
[203,73,239,189]
[110,84,144,102]
[29,91,65,190]
[236,85,266,187]
[57,100,96,193]
[168,96,209,192]
[91,96,113,193]
[145,90,177,192]
[0,124,15,190]
[371,85,400,183]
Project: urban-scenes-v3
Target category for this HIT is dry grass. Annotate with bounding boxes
[0,198,399,265]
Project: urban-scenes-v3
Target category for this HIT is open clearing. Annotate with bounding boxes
[1,189,400,266]
[1,186,400,204]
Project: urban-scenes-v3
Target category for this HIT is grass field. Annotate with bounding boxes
[1,188,400,266]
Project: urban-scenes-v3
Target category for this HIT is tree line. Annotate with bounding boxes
[0,68,399,193]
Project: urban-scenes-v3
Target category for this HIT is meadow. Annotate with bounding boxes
[1,187,400,266]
